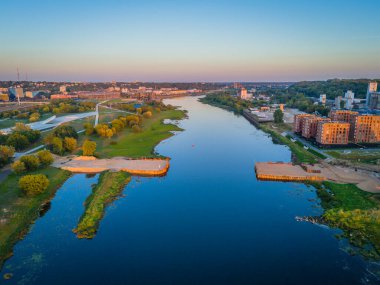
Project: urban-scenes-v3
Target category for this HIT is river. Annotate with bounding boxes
[1,97,378,285]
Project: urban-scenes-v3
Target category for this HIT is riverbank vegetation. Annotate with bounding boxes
[81,108,185,158]
[0,167,71,268]
[73,171,131,239]
[314,182,380,259]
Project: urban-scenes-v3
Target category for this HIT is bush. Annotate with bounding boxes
[131,125,141,133]
[64,137,77,152]
[37,150,54,166]
[53,125,78,139]
[143,111,152,118]
[20,155,40,171]
[29,112,40,122]
[83,140,96,156]
[19,174,49,196]
[11,160,26,174]
[83,123,94,135]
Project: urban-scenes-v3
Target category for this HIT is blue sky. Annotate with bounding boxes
[1,0,379,82]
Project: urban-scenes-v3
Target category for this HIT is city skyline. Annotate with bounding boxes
[1,0,380,82]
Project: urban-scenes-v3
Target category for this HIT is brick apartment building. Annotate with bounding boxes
[301,116,331,139]
[293,114,315,133]
[316,122,350,145]
[328,110,358,122]
[350,115,380,144]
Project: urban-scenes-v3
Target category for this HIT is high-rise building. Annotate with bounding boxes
[8,87,24,99]
[293,114,315,133]
[366,82,380,109]
[329,110,358,122]
[334,96,342,109]
[349,115,380,144]
[240,88,252,100]
[344,90,355,109]
[367,93,380,110]
[301,117,331,139]
[60,85,67,93]
[316,121,350,145]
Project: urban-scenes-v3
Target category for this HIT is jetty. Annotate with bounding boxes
[53,156,170,176]
[255,162,325,182]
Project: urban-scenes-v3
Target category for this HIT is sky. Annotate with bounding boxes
[1,0,380,82]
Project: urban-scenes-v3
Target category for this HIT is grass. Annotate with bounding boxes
[259,123,319,164]
[87,109,185,158]
[0,167,71,268]
[313,181,380,259]
[73,171,131,239]
[326,150,380,165]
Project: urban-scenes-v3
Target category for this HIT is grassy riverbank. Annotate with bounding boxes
[0,167,71,268]
[199,96,320,164]
[88,109,186,158]
[315,182,380,259]
[73,171,131,239]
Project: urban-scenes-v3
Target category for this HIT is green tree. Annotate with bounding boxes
[83,123,94,135]
[83,140,96,156]
[53,125,78,139]
[64,137,77,152]
[11,160,26,174]
[274,109,284,123]
[37,150,54,166]
[29,112,40,122]
[19,174,50,196]
[50,137,63,155]
[0,145,15,167]
[20,155,40,171]
[6,133,29,151]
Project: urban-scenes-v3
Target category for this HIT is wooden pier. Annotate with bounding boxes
[255,162,325,182]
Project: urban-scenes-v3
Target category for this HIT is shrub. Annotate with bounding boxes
[19,174,49,196]
[37,150,54,166]
[64,137,77,152]
[83,140,96,156]
[11,160,26,174]
[83,123,94,135]
[29,112,40,122]
[131,125,141,133]
[20,155,40,171]
[143,111,152,118]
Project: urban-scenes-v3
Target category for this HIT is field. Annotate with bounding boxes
[326,150,380,165]
[0,167,71,267]
[84,109,185,158]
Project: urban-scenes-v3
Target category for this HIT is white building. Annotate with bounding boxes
[319,94,326,104]
[335,96,342,109]
[344,90,355,109]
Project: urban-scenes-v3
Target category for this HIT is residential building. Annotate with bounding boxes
[367,92,380,110]
[293,114,315,133]
[60,85,67,93]
[51,94,78,100]
[301,116,331,139]
[316,121,350,145]
[350,115,380,144]
[328,110,358,122]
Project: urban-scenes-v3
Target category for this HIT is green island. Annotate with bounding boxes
[0,167,71,268]
[200,93,380,260]
[73,171,131,239]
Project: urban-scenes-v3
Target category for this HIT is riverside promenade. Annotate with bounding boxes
[53,156,170,176]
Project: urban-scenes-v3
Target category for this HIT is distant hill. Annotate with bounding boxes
[288,79,379,99]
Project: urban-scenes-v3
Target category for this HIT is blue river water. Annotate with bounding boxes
[1,97,378,285]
